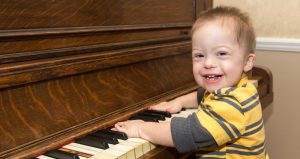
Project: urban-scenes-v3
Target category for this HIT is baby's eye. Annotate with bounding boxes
[194,53,204,59]
[217,51,228,56]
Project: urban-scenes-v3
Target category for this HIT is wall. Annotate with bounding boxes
[213,0,300,158]
[256,51,300,159]
[214,0,300,38]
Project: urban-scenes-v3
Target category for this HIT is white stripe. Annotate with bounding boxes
[256,37,300,52]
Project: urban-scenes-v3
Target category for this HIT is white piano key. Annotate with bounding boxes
[118,140,143,158]
[128,138,151,153]
[92,148,126,159]
[91,151,117,159]
[108,144,135,159]
[63,144,99,155]
[69,143,104,153]
[163,118,172,122]
[66,141,135,159]
[149,142,156,150]
[37,155,56,159]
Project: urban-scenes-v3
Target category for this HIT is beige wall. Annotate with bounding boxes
[256,51,300,159]
[214,0,300,38]
[213,1,300,158]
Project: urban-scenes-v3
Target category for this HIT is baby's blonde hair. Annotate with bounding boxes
[191,6,256,54]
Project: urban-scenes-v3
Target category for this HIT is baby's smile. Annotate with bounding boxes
[203,74,222,84]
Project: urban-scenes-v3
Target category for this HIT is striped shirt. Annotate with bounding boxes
[195,75,267,159]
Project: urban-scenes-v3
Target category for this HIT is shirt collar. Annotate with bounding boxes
[205,73,249,97]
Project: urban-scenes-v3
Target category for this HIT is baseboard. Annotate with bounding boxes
[256,37,300,52]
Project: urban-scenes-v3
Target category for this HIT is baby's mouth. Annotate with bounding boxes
[203,74,222,81]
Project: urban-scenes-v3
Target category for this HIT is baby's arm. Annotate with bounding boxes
[114,88,209,150]
[149,91,198,113]
[114,120,174,147]
[114,110,216,152]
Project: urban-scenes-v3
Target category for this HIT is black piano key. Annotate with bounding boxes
[87,133,119,144]
[75,136,109,149]
[144,109,172,118]
[129,114,159,122]
[98,129,128,140]
[93,130,122,143]
[138,112,166,121]
[44,149,80,159]
[174,108,187,114]
[84,135,112,145]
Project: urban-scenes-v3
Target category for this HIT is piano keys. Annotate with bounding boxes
[33,108,197,159]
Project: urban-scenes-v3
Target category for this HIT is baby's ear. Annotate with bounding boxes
[244,53,256,72]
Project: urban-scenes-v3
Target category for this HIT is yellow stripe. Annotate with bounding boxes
[197,109,232,145]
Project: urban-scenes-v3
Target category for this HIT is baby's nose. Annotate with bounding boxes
[203,57,216,68]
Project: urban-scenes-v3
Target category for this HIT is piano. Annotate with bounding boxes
[0,0,273,158]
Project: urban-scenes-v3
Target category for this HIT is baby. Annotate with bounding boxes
[114,6,267,159]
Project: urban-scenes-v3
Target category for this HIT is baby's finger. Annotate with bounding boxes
[114,123,126,132]
[149,103,167,111]
[149,106,166,111]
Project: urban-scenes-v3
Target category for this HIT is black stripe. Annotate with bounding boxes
[240,93,259,106]
[246,118,263,130]
[217,89,221,96]
[243,122,264,136]
[198,88,206,104]
[242,83,247,87]
[216,98,244,114]
[212,91,218,96]
[225,87,236,95]
[199,102,205,109]
[213,89,222,97]
[201,108,235,139]
[225,95,238,100]
[227,142,265,151]
[227,147,265,156]
[209,110,241,137]
[243,100,260,113]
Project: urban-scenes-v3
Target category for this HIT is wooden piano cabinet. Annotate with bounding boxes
[0,1,273,158]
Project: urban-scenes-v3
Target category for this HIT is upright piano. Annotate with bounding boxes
[0,0,273,158]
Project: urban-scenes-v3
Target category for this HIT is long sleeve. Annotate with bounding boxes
[171,113,216,153]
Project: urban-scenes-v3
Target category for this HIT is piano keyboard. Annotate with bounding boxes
[32,108,198,159]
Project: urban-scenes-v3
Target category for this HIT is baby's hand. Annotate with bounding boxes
[114,120,144,138]
[149,100,182,114]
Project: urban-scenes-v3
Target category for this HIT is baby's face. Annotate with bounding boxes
[192,20,254,93]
